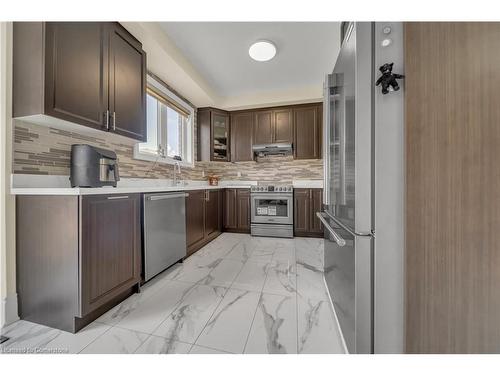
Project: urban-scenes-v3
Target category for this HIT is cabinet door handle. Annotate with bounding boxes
[105,110,109,130]
[107,195,129,200]
[112,112,116,131]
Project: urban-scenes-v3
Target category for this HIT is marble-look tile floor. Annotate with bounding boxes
[0,233,345,354]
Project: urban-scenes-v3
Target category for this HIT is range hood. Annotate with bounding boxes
[252,143,293,157]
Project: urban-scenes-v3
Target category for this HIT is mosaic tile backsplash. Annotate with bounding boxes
[13,120,323,183]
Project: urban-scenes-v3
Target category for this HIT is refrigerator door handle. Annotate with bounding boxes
[316,212,346,247]
[323,210,374,238]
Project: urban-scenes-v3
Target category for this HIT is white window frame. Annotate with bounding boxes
[134,74,195,168]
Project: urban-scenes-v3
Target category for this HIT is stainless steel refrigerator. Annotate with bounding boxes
[319,22,405,354]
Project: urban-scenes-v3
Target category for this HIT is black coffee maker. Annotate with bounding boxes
[70,144,120,188]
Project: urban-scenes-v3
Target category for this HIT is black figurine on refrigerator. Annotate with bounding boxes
[376,62,404,94]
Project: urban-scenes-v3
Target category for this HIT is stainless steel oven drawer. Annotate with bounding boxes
[251,223,294,238]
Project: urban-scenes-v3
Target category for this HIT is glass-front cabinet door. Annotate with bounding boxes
[212,111,229,161]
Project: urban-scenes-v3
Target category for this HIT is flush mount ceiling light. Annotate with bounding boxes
[248,40,276,62]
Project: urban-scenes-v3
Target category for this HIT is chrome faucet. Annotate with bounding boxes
[173,161,181,186]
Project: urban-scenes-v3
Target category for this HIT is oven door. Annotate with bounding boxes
[251,194,293,225]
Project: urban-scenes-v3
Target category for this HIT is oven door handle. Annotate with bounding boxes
[316,212,346,247]
[250,194,293,200]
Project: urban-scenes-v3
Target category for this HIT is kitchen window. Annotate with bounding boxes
[134,74,194,167]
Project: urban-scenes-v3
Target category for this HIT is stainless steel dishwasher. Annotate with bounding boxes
[143,192,187,282]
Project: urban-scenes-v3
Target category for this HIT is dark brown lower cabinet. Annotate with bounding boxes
[80,194,141,316]
[294,188,323,237]
[236,189,251,232]
[16,194,141,333]
[309,189,324,234]
[186,190,206,255]
[186,189,222,256]
[223,188,251,233]
[205,190,222,240]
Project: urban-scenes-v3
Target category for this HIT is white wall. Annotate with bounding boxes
[122,22,335,110]
[0,21,18,328]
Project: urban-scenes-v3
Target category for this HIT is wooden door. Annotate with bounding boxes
[80,194,141,315]
[254,110,273,144]
[108,23,147,141]
[44,22,108,130]
[294,105,321,159]
[186,190,206,255]
[294,189,310,235]
[273,108,293,143]
[205,190,221,240]
[230,112,254,161]
[236,189,250,232]
[223,188,237,230]
[405,22,500,353]
[309,189,323,235]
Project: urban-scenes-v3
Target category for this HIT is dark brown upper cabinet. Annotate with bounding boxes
[13,22,147,142]
[230,111,254,162]
[197,108,230,162]
[273,108,293,143]
[108,24,147,141]
[294,104,322,159]
[197,103,322,162]
[254,108,292,145]
[254,110,274,144]
[44,23,109,130]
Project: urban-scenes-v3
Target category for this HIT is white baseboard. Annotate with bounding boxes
[1,293,19,328]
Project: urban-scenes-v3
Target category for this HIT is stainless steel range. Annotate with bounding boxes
[250,185,294,238]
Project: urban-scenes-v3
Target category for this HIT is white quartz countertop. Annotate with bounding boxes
[292,179,324,188]
[10,175,323,196]
[10,185,251,196]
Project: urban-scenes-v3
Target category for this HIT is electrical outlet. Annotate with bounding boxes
[202,170,205,177]
[237,171,242,177]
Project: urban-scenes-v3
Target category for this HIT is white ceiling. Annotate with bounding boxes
[158,22,340,105]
